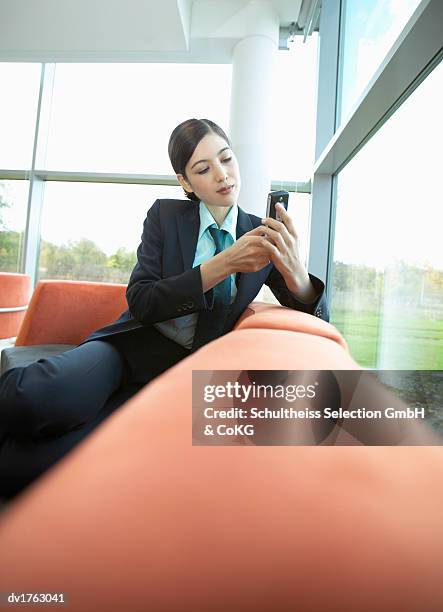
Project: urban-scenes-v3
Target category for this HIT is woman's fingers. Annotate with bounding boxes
[274,203,298,240]
[262,205,298,244]
[246,226,267,237]
[260,225,286,252]
[230,234,271,271]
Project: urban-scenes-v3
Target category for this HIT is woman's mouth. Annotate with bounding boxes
[217,185,233,195]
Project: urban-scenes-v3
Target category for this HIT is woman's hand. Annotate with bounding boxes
[223,226,272,273]
[259,203,317,301]
[200,227,270,293]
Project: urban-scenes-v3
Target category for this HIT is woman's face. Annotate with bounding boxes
[177,132,241,208]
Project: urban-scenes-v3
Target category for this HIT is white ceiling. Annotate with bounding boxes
[0,0,306,62]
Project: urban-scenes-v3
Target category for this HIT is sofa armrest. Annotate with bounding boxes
[16,280,128,346]
[0,273,32,340]
[236,301,348,352]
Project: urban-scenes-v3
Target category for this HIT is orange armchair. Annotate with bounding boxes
[0,272,31,340]
[15,279,128,346]
[1,280,128,374]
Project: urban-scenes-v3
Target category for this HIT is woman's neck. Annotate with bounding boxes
[205,204,232,228]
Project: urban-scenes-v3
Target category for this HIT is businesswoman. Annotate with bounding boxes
[0,118,328,498]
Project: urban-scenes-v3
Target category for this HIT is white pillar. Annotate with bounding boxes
[229,34,277,217]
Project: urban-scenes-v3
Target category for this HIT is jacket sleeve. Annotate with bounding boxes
[126,200,215,326]
[264,264,329,322]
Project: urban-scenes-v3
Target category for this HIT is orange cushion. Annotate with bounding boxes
[15,280,127,346]
[1,329,442,610]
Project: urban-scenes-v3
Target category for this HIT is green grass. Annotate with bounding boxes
[331,308,443,369]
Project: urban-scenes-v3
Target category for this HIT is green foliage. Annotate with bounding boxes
[331,260,443,368]
[39,239,135,283]
[107,247,137,274]
[0,185,11,231]
[0,182,22,271]
[0,229,22,271]
[332,261,384,292]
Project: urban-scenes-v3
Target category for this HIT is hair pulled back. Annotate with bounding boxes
[168,118,231,202]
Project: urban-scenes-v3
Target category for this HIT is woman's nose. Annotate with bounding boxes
[214,163,228,181]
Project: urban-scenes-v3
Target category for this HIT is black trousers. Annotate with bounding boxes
[0,341,145,500]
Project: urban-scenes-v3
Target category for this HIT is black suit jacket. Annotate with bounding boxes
[82,199,329,383]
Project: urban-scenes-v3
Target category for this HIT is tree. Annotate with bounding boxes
[40,238,108,280]
[107,247,137,275]
[0,183,12,231]
[0,183,22,271]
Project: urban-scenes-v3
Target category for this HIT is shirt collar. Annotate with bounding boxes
[198,201,238,242]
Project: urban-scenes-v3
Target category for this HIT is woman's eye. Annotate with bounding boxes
[197,158,231,174]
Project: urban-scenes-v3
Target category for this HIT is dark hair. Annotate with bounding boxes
[168,118,231,202]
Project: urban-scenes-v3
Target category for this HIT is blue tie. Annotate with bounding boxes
[191,225,232,351]
[208,226,231,306]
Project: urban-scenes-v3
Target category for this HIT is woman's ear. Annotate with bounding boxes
[177,173,193,194]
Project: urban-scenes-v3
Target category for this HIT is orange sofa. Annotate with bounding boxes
[0,304,442,611]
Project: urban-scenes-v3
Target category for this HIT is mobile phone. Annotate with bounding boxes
[266,190,289,221]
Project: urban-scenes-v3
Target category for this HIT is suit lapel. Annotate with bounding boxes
[177,201,200,270]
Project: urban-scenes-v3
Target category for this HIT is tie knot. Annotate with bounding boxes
[208,226,228,254]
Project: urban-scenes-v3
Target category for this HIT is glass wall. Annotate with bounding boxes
[0,63,40,168]
[39,186,312,298]
[1,49,318,287]
[45,63,233,173]
[330,59,443,369]
[337,0,421,125]
[0,181,29,273]
[38,183,184,283]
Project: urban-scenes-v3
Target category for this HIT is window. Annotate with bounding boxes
[330,59,443,368]
[45,63,232,173]
[38,182,184,283]
[337,0,422,125]
[0,63,40,168]
[0,180,29,273]
[2,56,318,287]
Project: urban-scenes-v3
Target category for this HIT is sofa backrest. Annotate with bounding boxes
[15,280,128,346]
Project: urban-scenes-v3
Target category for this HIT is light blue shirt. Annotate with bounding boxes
[154,201,238,349]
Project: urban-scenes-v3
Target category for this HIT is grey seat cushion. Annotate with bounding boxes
[0,345,76,375]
